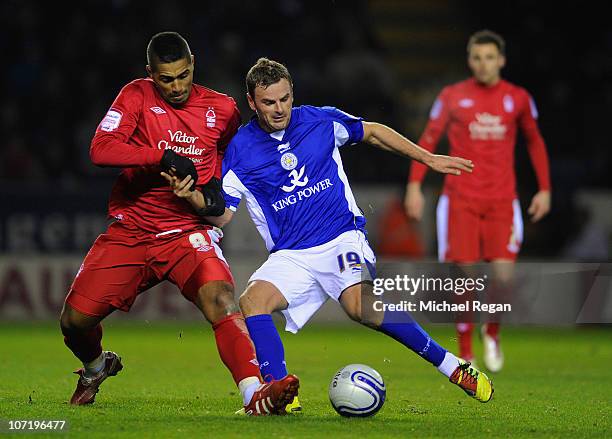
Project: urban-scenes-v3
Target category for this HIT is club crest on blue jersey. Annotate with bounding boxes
[281,152,298,170]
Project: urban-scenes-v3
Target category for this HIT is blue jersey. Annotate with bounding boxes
[222,105,366,252]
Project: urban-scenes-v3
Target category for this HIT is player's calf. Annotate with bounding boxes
[60,304,108,369]
[339,283,383,329]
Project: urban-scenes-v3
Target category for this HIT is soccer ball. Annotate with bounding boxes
[328,364,386,417]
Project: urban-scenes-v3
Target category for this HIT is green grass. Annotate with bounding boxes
[0,322,610,438]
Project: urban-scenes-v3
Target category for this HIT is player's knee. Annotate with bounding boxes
[214,285,239,313]
[239,281,287,316]
[197,281,239,315]
[59,308,72,334]
[60,304,75,332]
[238,289,272,316]
[59,304,95,334]
[238,290,258,316]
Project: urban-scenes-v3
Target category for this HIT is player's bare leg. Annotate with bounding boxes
[193,280,298,415]
[59,303,123,405]
[339,283,493,402]
[239,281,301,413]
[338,282,383,328]
[239,280,289,316]
[193,280,242,323]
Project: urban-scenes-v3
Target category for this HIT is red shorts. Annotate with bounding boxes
[436,194,523,263]
[66,221,234,317]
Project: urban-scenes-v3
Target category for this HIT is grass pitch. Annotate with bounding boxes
[0,321,610,438]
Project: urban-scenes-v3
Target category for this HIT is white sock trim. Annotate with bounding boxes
[437,352,460,378]
[83,351,105,377]
[238,376,261,406]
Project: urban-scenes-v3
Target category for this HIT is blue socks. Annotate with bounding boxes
[379,310,446,366]
[245,311,446,377]
[245,314,288,380]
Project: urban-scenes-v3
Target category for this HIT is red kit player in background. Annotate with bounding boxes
[404,30,551,372]
[59,32,298,414]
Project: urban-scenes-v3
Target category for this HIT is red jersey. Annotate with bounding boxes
[409,78,550,199]
[91,78,240,234]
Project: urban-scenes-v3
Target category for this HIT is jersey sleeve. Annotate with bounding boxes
[221,142,244,211]
[90,82,164,167]
[214,99,241,179]
[518,91,551,191]
[320,106,365,147]
[408,87,451,183]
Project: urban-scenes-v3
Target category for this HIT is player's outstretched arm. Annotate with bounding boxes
[361,122,473,176]
[160,172,234,227]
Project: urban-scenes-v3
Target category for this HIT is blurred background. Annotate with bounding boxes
[1,0,611,320]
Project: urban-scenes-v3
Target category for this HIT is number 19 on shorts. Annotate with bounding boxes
[337,252,362,273]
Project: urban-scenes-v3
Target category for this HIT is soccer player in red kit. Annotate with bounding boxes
[59,32,298,414]
[404,30,551,372]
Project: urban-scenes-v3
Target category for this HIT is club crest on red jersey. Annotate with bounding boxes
[206,107,216,128]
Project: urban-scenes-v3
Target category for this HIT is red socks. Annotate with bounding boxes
[456,322,501,359]
[213,313,261,385]
[485,322,500,340]
[61,314,262,387]
[456,322,474,359]
[62,323,103,363]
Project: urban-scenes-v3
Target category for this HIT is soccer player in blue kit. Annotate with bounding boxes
[167,58,494,411]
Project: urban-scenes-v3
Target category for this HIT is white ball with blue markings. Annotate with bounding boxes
[329,364,386,417]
